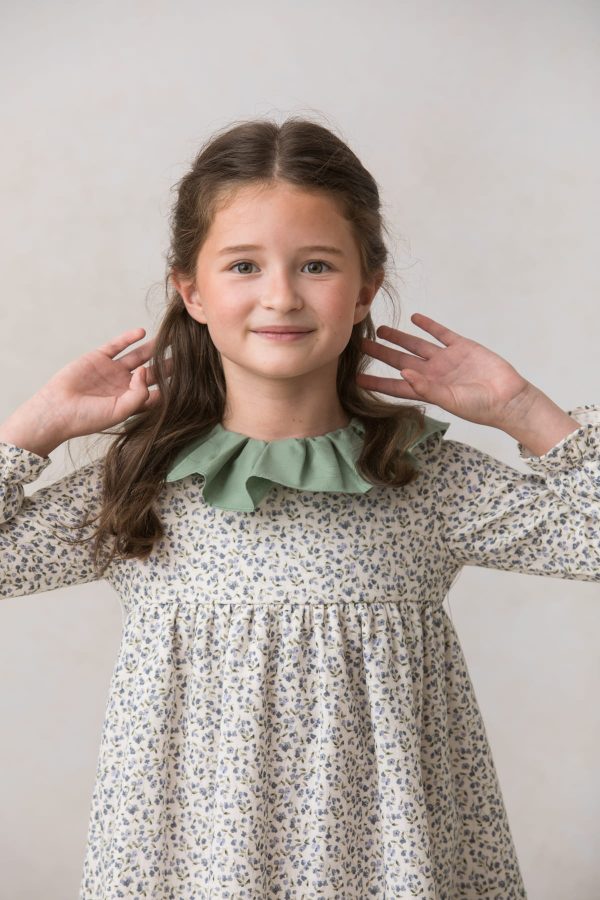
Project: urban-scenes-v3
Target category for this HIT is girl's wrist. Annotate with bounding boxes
[496,385,581,457]
[0,396,67,458]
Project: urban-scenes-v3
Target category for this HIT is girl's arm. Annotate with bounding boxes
[359,314,599,581]
[427,404,600,581]
[0,440,111,599]
[0,327,168,600]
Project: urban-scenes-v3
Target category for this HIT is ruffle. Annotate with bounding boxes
[164,413,451,511]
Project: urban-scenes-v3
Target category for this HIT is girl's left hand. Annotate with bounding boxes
[357,312,534,429]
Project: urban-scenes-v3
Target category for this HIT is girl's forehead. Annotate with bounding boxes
[214,181,344,218]
[198,182,359,264]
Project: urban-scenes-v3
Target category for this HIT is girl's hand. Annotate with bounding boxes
[34,327,172,442]
[357,312,534,429]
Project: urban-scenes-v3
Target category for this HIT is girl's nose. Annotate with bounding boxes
[261,274,303,309]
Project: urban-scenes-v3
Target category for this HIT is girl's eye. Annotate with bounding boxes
[304,260,331,274]
[230,261,256,275]
[229,260,332,275]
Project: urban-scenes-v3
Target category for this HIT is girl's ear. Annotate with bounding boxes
[171,271,207,324]
[354,270,385,324]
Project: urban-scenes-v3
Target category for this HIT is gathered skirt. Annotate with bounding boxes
[79,597,526,899]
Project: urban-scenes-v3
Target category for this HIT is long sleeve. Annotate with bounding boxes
[0,440,110,599]
[430,404,600,581]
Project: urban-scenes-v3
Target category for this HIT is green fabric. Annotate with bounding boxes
[165,413,450,511]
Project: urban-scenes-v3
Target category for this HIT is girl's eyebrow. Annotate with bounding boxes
[217,244,345,256]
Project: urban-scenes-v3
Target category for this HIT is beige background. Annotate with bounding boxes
[1,1,599,897]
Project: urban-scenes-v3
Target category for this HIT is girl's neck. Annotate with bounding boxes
[220,409,351,441]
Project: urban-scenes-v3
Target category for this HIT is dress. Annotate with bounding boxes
[1,405,599,900]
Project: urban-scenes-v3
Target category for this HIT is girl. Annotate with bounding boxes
[0,117,597,900]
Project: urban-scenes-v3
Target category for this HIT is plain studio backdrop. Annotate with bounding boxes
[1,1,598,897]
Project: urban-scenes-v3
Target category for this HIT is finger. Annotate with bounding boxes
[409,313,460,346]
[112,337,161,371]
[141,356,174,386]
[132,367,161,406]
[356,373,425,401]
[375,326,441,360]
[126,356,173,385]
[114,343,173,381]
[362,338,427,372]
[97,327,147,359]
[143,389,162,407]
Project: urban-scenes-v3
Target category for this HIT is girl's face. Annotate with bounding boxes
[173,181,382,387]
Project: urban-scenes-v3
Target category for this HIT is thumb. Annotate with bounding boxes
[128,366,149,399]
[401,369,427,393]
[132,366,146,386]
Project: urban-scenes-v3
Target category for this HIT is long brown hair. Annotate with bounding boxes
[63,115,428,576]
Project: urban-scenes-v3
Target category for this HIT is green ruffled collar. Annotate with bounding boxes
[165,414,450,511]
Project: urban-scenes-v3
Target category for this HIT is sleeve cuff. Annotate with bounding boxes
[0,440,53,485]
[517,403,600,470]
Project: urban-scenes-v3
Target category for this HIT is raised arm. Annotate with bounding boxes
[431,405,600,581]
[0,326,171,599]
[0,439,111,599]
[359,313,599,580]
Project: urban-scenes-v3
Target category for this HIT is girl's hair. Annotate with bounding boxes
[61,116,428,576]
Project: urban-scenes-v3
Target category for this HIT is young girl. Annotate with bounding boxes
[0,117,597,900]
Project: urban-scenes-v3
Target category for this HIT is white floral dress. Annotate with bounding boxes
[1,405,599,900]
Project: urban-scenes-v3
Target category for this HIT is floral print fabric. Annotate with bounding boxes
[1,404,599,899]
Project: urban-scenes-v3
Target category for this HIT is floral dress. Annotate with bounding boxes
[1,405,599,900]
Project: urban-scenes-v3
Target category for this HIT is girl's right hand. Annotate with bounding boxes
[34,327,172,442]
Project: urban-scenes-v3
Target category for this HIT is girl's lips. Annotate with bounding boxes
[253,330,314,341]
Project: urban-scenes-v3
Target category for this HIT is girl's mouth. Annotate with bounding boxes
[252,331,314,341]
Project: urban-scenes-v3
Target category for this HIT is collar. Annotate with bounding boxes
[164,414,450,511]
